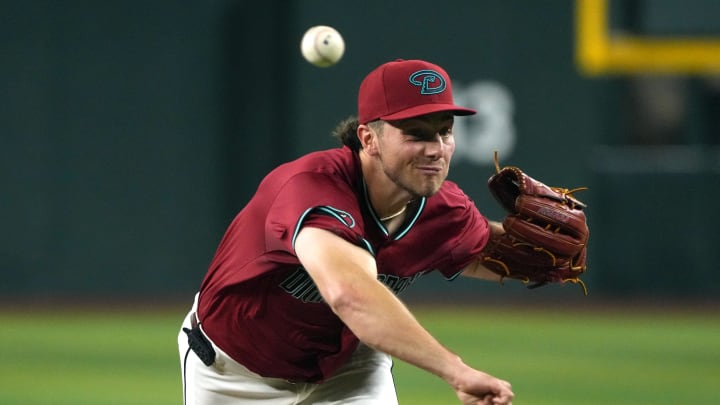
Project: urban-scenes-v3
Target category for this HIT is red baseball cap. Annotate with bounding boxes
[357,59,476,124]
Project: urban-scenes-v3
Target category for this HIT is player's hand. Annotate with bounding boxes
[453,369,513,405]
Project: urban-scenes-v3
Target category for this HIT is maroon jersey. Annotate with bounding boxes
[197,146,489,382]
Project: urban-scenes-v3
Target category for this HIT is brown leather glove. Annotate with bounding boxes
[480,153,590,294]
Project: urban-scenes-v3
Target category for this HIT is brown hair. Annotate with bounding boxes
[332,116,383,152]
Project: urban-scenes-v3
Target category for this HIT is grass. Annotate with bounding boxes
[394,306,720,404]
[0,308,182,405]
[0,304,717,404]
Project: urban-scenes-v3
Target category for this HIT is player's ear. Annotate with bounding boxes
[357,124,379,155]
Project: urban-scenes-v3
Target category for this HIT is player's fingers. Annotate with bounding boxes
[478,395,508,405]
[492,390,514,405]
[492,381,514,405]
[474,394,491,405]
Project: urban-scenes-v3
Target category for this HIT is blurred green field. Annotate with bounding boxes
[0,304,718,404]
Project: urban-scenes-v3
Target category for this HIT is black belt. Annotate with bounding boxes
[183,312,216,366]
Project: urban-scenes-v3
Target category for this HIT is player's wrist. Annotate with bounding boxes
[439,356,474,389]
[488,220,505,237]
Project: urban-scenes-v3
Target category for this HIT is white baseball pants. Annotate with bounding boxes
[178,294,399,404]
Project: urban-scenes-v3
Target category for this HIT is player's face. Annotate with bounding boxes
[377,112,455,197]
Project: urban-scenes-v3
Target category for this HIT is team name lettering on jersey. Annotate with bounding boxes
[280,267,425,303]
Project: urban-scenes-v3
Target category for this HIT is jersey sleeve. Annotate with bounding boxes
[264,172,365,255]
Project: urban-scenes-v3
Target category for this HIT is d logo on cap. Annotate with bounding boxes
[409,70,447,95]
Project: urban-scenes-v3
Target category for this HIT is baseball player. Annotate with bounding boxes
[179,59,514,404]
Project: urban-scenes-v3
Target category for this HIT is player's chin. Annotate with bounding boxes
[414,180,444,197]
[426,174,448,193]
[400,172,446,197]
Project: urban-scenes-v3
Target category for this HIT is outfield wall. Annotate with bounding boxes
[2,1,718,300]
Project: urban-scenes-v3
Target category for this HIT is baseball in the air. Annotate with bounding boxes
[300,25,345,67]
